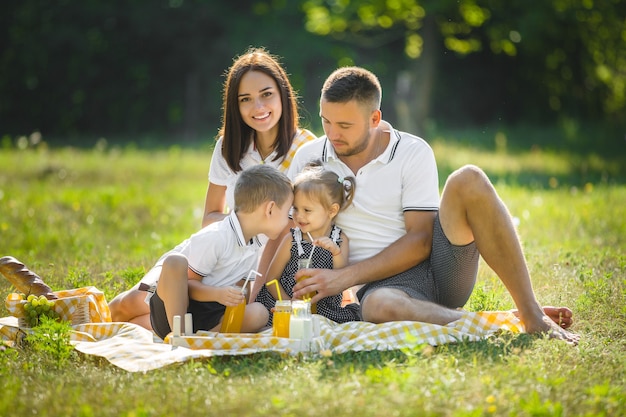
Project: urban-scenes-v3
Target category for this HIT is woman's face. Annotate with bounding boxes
[237,70,283,134]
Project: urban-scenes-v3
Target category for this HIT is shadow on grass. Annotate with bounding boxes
[171,332,540,379]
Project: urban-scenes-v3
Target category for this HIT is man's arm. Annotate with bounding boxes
[293,210,436,302]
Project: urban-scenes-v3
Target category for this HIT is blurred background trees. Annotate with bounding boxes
[1,0,624,152]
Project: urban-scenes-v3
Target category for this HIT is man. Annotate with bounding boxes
[290,66,578,344]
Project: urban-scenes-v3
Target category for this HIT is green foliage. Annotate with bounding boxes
[303,0,626,127]
[0,1,329,140]
[466,282,507,312]
[24,316,75,367]
[1,1,625,142]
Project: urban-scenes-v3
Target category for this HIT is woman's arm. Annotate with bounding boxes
[202,182,228,228]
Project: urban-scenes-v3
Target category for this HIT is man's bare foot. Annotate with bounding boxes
[526,315,581,346]
[512,306,573,329]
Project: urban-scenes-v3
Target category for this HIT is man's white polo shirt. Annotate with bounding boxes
[288,122,439,264]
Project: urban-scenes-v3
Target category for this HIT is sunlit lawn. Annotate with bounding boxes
[0,136,624,416]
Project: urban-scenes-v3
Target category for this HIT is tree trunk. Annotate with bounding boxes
[395,15,437,137]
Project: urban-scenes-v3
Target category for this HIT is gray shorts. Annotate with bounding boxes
[356,214,479,309]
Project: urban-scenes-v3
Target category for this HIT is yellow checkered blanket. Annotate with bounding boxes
[1,286,524,372]
[0,314,524,372]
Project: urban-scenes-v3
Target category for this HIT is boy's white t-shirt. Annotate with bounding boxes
[144,211,263,287]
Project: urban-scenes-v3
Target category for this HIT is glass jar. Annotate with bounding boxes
[272,300,292,337]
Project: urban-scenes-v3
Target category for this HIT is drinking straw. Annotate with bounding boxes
[306,232,316,265]
[265,279,282,301]
[241,269,262,294]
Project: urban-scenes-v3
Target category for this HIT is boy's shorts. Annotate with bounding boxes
[149,290,226,340]
[356,214,479,309]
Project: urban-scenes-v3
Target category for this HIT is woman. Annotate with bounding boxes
[109,48,316,330]
[204,47,315,226]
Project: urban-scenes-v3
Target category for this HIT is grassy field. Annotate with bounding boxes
[0,134,625,417]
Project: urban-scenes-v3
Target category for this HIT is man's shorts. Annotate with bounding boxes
[356,213,479,309]
[149,290,226,340]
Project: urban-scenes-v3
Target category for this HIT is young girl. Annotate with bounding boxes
[255,164,361,324]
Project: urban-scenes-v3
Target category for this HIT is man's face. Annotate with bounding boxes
[319,99,375,157]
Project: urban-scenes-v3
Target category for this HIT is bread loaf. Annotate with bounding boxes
[0,256,57,299]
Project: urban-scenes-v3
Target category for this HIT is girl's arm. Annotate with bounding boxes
[202,182,228,228]
[187,269,244,307]
[263,232,293,301]
[312,232,350,269]
[333,232,350,269]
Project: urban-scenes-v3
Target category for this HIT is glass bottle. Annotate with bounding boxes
[289,300,313,349]
[296,258,317,314]
[220,286,247,333]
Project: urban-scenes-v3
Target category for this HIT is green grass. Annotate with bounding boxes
[1,136,625,417]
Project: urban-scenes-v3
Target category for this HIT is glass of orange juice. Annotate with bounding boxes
[220,301,245,333]
[272,300,291,337]
[297,259,317,314]
[220,287,247,333]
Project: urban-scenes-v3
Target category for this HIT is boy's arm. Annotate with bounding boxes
[263,232,293,301]
[187,269,244,307]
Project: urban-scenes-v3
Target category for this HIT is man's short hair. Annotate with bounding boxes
[321,66,382,112]
[234,165,293,213]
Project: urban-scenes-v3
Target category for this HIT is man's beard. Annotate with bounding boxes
[334,130,371,157]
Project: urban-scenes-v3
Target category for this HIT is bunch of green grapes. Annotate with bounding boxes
[22,294,60,327]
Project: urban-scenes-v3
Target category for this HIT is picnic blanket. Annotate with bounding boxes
[0,304,524,372]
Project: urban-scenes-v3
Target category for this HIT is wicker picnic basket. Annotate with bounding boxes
[5,287,111,328]
[6,293,89,327]
[1,256,111,327]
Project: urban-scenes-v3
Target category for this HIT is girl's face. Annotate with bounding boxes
[291,190,338,237]
[238,70,283,134]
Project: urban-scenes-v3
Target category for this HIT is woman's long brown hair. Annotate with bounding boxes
[219,47,299,172]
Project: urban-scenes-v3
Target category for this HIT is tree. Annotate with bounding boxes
[302,0,626,132]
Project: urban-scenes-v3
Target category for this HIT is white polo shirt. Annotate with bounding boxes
[288,123,439,263]
[149,211,263,287]
[209,128,317,211]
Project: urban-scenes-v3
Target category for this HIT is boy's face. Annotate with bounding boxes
[265,195,293,240]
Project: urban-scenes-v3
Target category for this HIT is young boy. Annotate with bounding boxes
[148,164,293,339]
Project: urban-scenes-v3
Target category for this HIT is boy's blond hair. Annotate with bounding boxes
[234,165,293,213]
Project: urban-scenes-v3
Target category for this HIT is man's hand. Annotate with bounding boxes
[292,268,349,303]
